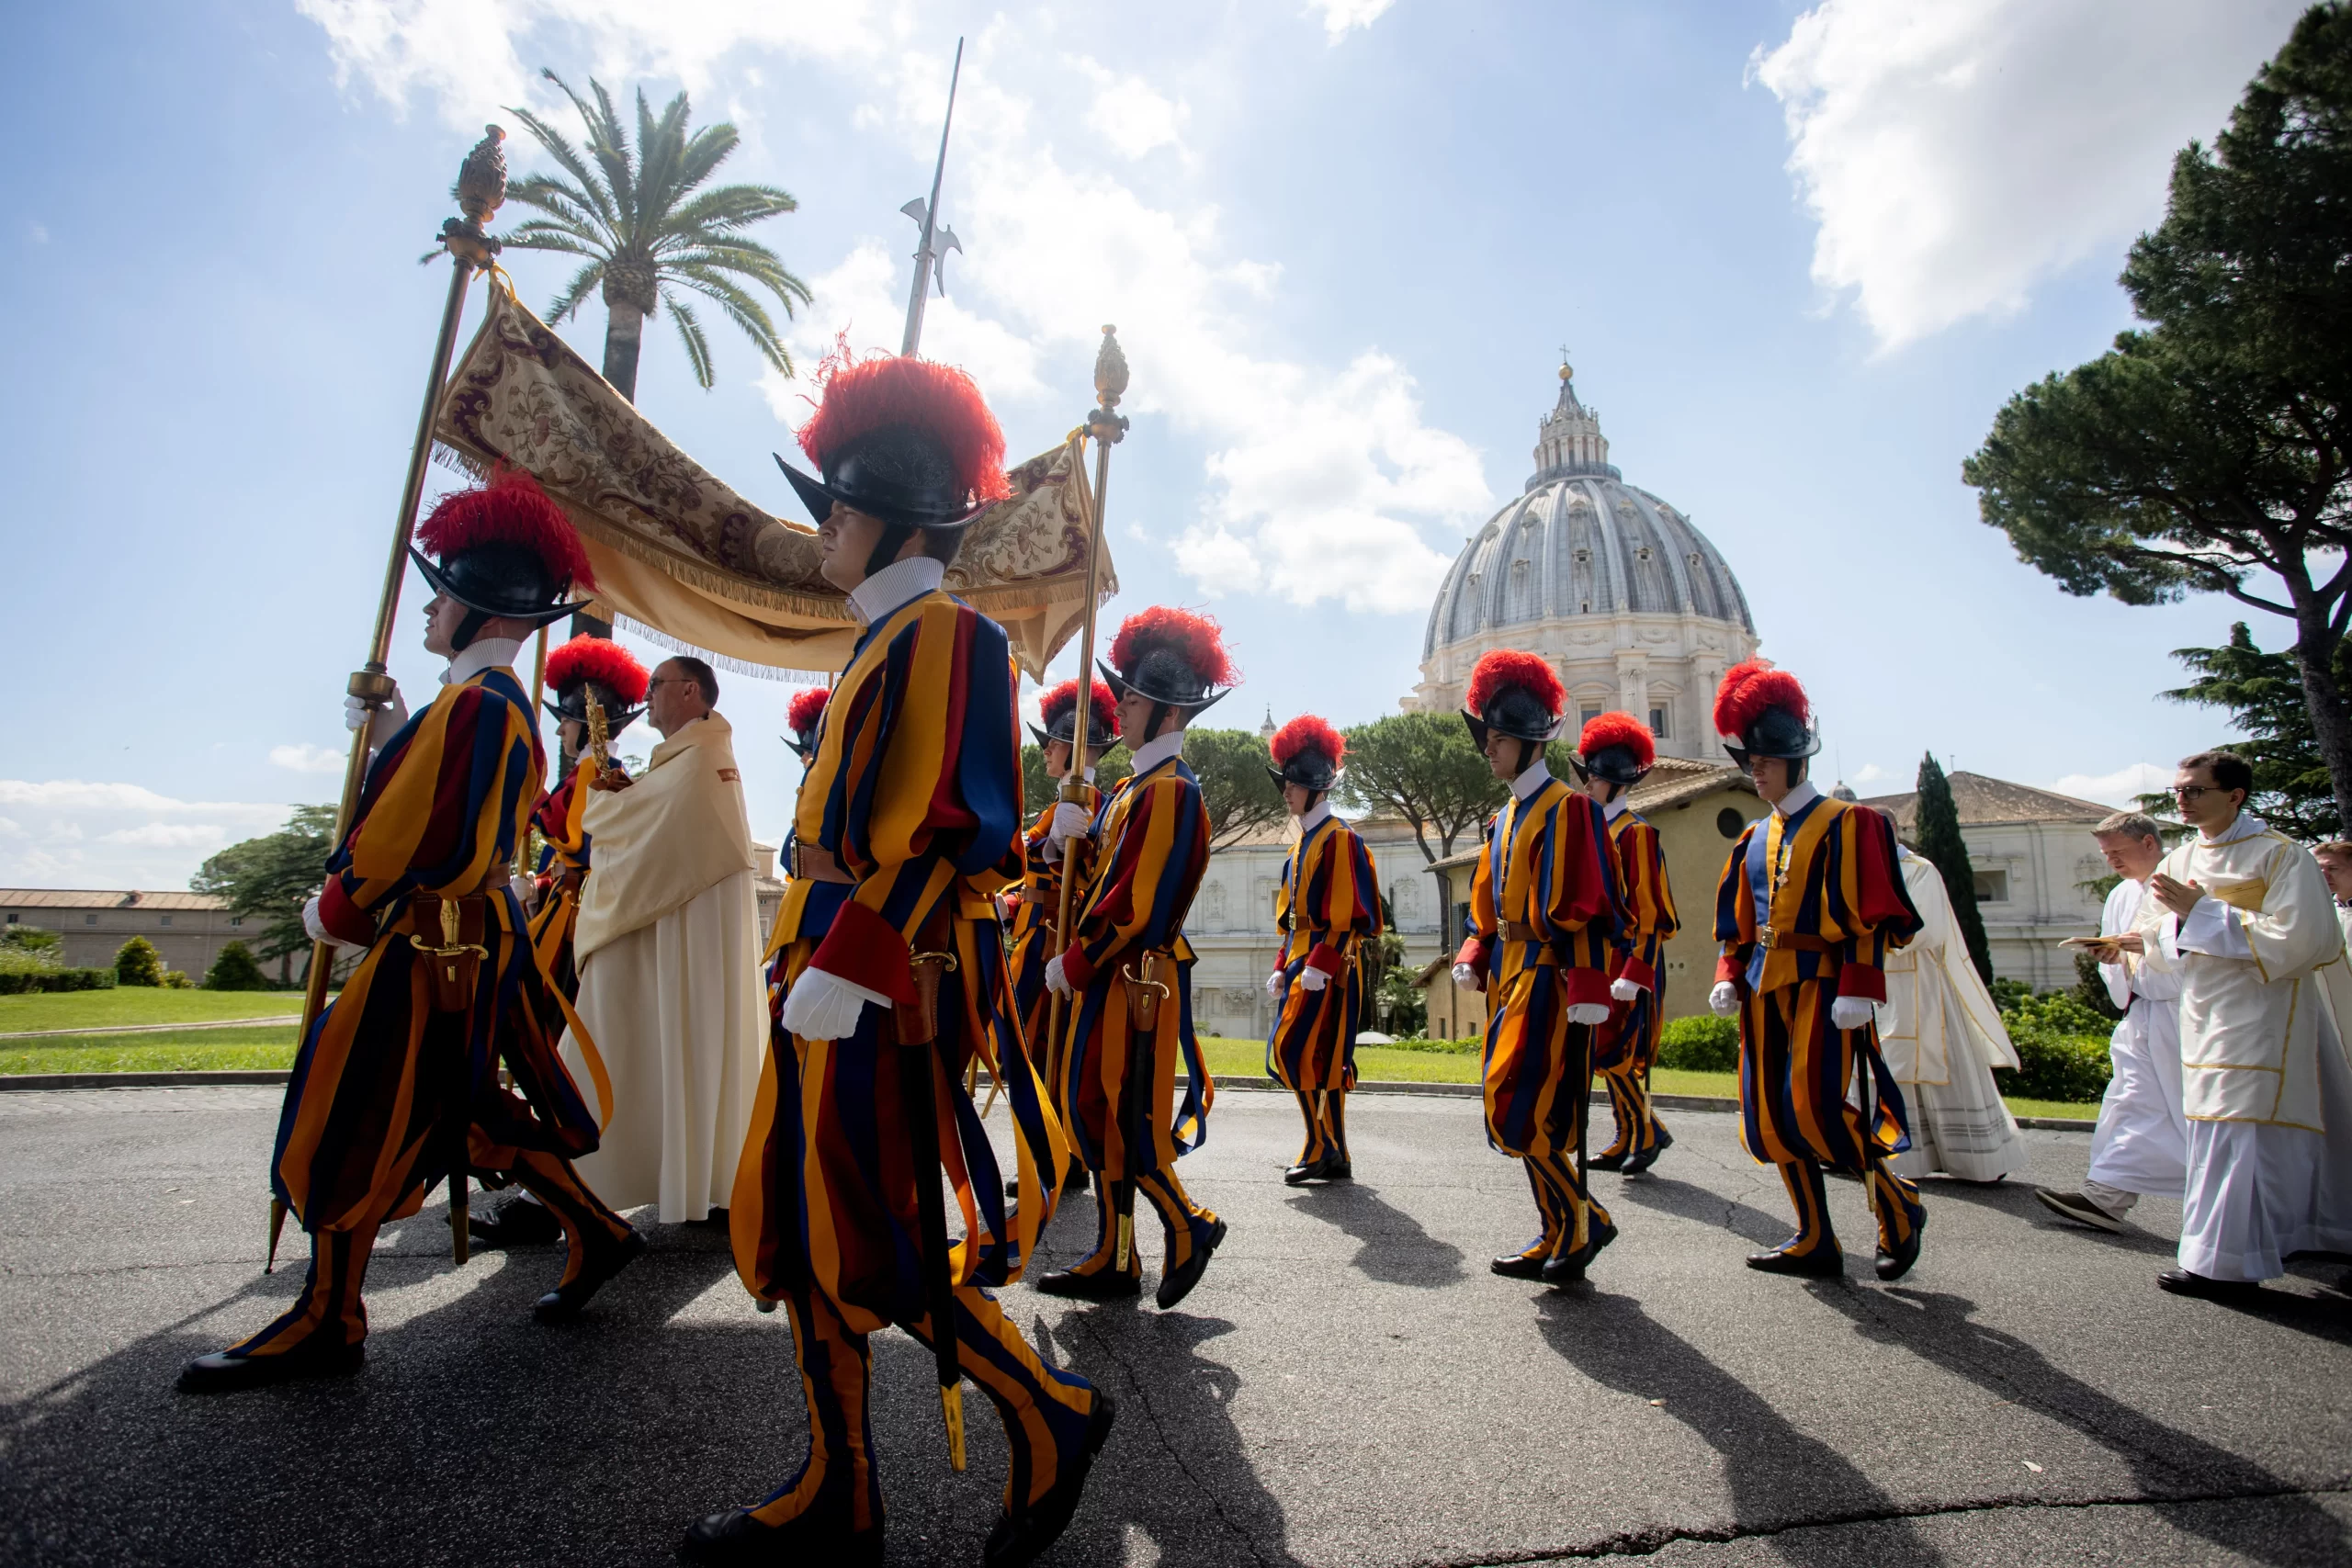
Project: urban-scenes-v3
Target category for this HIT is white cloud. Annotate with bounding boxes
[0,781,289,890]
[1306,0,1397,42]
[1851,761,1888,784]
[98,824,232,849]
[2048,761,2170,809]
[27,220,48,244]
[1073,58,1187,159]
[270,742,349,774]
[1751,0,2304,349]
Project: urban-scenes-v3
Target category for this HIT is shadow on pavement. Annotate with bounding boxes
[1532,1291,1948,1567]
[1817,1284,2351,1568]
[1285,1182,1467,1288]
[1604,1171,1793,1251]
[1042,1308,1307,1568]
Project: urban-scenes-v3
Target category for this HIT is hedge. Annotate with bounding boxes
[1659,1013,1739,1072]
[0,968,119,995]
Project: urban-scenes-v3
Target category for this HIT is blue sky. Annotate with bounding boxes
[0,0,2317,888]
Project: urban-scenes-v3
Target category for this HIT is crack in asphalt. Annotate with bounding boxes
[1429,1483,2352,1563]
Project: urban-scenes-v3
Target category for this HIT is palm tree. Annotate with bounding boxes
[501,71,811,400]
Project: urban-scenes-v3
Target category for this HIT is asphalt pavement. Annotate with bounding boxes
[2,1083,2346,1567]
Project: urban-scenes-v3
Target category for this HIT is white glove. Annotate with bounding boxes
[780,966,888,1041]
[1566,1001,1611,1026]
[1264,969,1284,999]
[1045,954,1073,996]
[344,684,409,751]
[1045,802,1094,852]
[1830,995,1878,1032]
[1300,964,1329,993]
[1451,962,1478,989]
[300,895,357,953]
[1610,976,1644,1003]
[1709,981,1741,1018]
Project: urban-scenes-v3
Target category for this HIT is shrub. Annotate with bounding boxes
[204,940,270,991]
[0,967,118,995]
[1995,1029,2113,1103]
[114,936,165,987]
[1385,1035,1484,1055]
[2001,987,2114,1040]
[162,969,194,989]
[1659,1013,1739,1072]
[1,925,62,955]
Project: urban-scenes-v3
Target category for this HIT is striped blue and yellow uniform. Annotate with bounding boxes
[1050,751,1218,1283]
[526,756,597,999]
[1265,813,1383,1167]
[1463,773,1626,1266]
[1713,792,1925,1257]
[730,586,1096,1534]
[1007,780,1102,1085]
[232,667,630,1363]
[1595,807,1678,1161]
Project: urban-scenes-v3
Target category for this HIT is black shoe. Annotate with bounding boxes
[1322,1158,1352,1182]
[1063,1164,1091,1195]
[1155,1218,1227,1311]
[1621,1125,1674,1177]
[469,1194,561,1248]
[1541,1216,1618,1286]
[1035,1267,1141,1301]
[680,1505,882,1566]
[1283,1156,1329,1185]
[686,1207,729,1230]
[177,1339,365,1393]
[1586,1149,1629,1173]
[984,1389,1117,1568]
[534,1227,647,1323]
[1875,1212,1925,1282]
[2157,1268,2266,1303]
[2033,1187,2125,1234]
[1747,1244,1844,1278]
[1490,1251,1548,1280]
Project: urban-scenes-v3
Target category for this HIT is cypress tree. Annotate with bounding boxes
[1915,753,1995,985]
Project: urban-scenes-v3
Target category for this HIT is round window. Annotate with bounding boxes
[1716,807,1746,840]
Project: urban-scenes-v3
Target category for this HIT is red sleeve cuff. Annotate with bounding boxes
[1305,942,1344,976]
[1059,946,1099,991]
[808,901,916,1007]
[1618,955,1656,991]
[1838,962,1886,1003]
[1714,951,1744,986]
[318,881,375,948]
[1453,936,1489,971]
[1560,964,1611,1006]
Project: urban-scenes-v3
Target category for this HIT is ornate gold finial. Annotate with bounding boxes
[456,125,508,227]
[1094,325,1129,410]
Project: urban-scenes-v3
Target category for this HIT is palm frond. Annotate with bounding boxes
[542,70,636,231]
[658,184,797,236]
[503,175,609,238]
[502,231,603,265]
[631,87,691,247]
[663,243,812,311]
[502,105,616,230]
[546,260,606,325]
[668,265,791,375]
[662,288,716,389]
[675,122,741,193]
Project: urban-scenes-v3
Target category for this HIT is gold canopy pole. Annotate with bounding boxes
[267,127,508,1276]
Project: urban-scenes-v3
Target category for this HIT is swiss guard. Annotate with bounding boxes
[1573,712,1679,1177]
[1448,650,1626,1287]
[1009,676,1119,1193]
[1037,607,1228,1310]
[179,470,641,1393]
[1262,715,1383,1183]
[1708,660,1926,1280]
[526,634,650,1000]
[696,351,1109,1568]
[783,683,831,766]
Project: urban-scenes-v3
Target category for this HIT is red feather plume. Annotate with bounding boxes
[1578,710,1655,769]
[1713,658,1808,739]
[414,468,595,592]
[796,344,1014,508]
[787,686,832,734]
[544,635,649,704]
[1271,715,1345,770]
[1110,606,1238,688]
[1465,649,1563,718]
[1039,678,1117,735]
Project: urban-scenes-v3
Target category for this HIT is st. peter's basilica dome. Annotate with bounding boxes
[1405,363,1758,760]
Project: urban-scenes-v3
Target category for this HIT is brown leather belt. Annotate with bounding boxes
[791,840,855,884]
[1500,920,1544,943]
[1758,927,1833,953]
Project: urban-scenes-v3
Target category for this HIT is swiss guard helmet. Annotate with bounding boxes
[1267,714,1345,794]
[1463,649,1566,752]
[543,635,650,739]
[1102,607,1238,742]
[774,347,1015,579]
[1713,659,1821,769]
[1573,710,1656,788]
[785,685,832,762]
[1030,678,1118,751]
[410,468,596,650]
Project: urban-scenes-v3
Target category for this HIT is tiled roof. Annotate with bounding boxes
[0,889,231,911]
[1861,772,2109,829]
[1628,758,1754,814]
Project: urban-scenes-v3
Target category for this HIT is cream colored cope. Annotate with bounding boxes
[1878,853,2020,1088]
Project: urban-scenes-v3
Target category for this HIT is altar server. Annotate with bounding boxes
[2136,751,2352,1299]
[1263,715,1382,1183]
[1708,660,1925,1280]
[1449,651,1626,1287]
[179,471,640,1393]
[2036,813,2186,1232]
[1879,835,2027,1183]
[691,351,1109,1567]
[1035,607,1230,1309]
[1572,711,1678,1178]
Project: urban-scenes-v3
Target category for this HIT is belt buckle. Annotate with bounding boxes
[1758,927,1779,951]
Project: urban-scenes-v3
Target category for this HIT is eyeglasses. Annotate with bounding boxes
[647,677,693,689]
[2170,784,2215,802]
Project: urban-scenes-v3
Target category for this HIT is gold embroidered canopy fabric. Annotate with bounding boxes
[430,285,1115,677]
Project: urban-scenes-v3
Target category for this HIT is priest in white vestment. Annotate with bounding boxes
[2140,752,2352,1297]
[2036,813,2187,1233]
[1878,840,2026,1183]
[561,656,763,1224]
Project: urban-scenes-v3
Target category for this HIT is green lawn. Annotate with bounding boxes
[0,989,304,1034]
[1,1025,300,1076]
